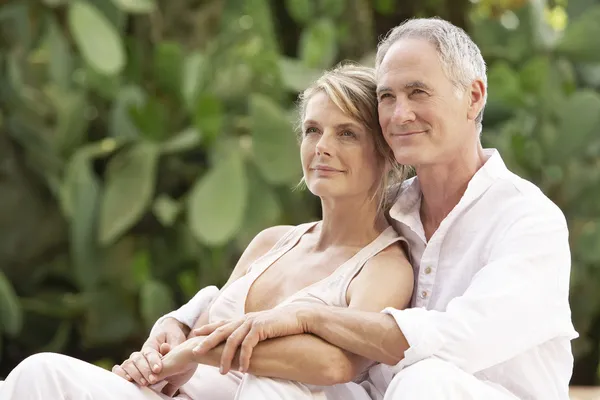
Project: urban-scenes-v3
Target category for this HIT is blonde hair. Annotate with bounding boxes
[296,63,407,213]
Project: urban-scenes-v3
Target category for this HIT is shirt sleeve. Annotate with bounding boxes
[150,285,220,336]
[382,203,578,374]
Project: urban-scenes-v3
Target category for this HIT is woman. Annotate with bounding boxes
[0,64,413,400]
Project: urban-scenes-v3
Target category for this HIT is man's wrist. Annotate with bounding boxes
[163,317,191,336]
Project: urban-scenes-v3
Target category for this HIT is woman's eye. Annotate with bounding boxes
[341,130,356,138]
[304,127,318,135]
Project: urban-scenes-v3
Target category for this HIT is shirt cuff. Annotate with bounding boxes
[381,306,445,374]
[150,286,220,336]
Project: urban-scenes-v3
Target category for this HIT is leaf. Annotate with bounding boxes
[99,142,160,246]
[82,289,136,346]
[194,93,224,144]
[152,194,181,227]
[82,67,123,100]
[0,271,23,336]
[236,165,282,246]
[285,0,315,24]
[45,86,89,157]
[68,1,126,75]
[110,85,146,139]
[89,0,126,31]
[45,17,73,88]
[140,280,175,330]
[182,52,207,111]
[61,145,111,290]
[154,41,184,96]
[162,127,202,154]
[278,57,322,93]
[130,97,168,141]
[250,94,301,184]
[299,19,338,69]
[111,0,156,14]
[187,149,248,246]
[550,90,600,160]
[556,5,600,62]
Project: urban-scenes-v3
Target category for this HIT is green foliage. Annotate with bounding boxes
[0,0,599,386]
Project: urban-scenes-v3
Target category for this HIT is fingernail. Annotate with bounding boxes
[219,366,224,374]
[141,378,147,385]
[125,374,131,380]
[192,346,200,353]
[153,364,160,372]
[149,375,156,383]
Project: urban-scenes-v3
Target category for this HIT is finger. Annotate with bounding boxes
[142,347,163,375]
[193,321,242,355]
[112,364,132,381]
[121,359,148,386]
[192,320,228,337]
[239,326,261,373]
[160,343,171,356]
[220,322,252,374]
[131,351,158,385]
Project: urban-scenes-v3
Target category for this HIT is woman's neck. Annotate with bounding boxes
[313,196,389,250]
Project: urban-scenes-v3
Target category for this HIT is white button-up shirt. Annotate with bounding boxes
[382,149,578,400]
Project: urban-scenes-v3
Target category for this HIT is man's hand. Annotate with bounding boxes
[191,304,312,374]
[112,317,188,386]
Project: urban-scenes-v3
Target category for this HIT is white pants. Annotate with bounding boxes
[0,353,373,400]
[383,358,519,400]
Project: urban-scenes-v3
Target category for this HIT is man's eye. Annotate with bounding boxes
[412,89,426,95]
[304,127,318,135]
[379,93,392,101]
[341,131,356,138]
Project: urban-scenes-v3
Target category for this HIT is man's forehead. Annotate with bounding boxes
[377,38,438,74]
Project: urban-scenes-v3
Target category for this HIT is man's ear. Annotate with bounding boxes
[466,78,486,122]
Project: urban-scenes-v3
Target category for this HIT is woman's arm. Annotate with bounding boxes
[191,244,414,385]
[116,225,292,387]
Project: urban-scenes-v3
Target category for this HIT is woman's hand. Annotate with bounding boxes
[112,317,188,386]
[191,305,313,374]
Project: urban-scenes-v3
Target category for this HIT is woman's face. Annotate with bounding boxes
[300,91,383,202]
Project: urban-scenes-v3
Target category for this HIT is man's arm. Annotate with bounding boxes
[302,204,578,374]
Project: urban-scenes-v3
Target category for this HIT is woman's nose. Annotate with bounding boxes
[315,133,334,156]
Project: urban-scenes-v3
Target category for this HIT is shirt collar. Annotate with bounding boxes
[389,148,508,236]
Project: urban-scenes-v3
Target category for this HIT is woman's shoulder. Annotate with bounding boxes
[250,225,296,252]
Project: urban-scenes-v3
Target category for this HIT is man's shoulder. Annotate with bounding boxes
[490,169,567,225]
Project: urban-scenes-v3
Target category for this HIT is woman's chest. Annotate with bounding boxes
[244,248,355,313]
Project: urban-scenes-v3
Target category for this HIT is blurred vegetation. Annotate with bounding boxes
[0,0,599,386]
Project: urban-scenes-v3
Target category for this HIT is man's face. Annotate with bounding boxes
[377,38,476,167]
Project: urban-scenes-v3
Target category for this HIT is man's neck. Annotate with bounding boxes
[417,145,487,240]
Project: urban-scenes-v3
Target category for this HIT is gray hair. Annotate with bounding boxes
[375,17,487,131]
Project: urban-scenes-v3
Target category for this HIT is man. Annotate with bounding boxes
[124,17,578,399]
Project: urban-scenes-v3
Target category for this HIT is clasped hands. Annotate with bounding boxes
[112,304,310,395]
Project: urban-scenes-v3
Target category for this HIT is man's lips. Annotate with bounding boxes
[390,130,427,137]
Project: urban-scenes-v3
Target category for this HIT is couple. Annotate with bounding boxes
[0,17,578,400]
